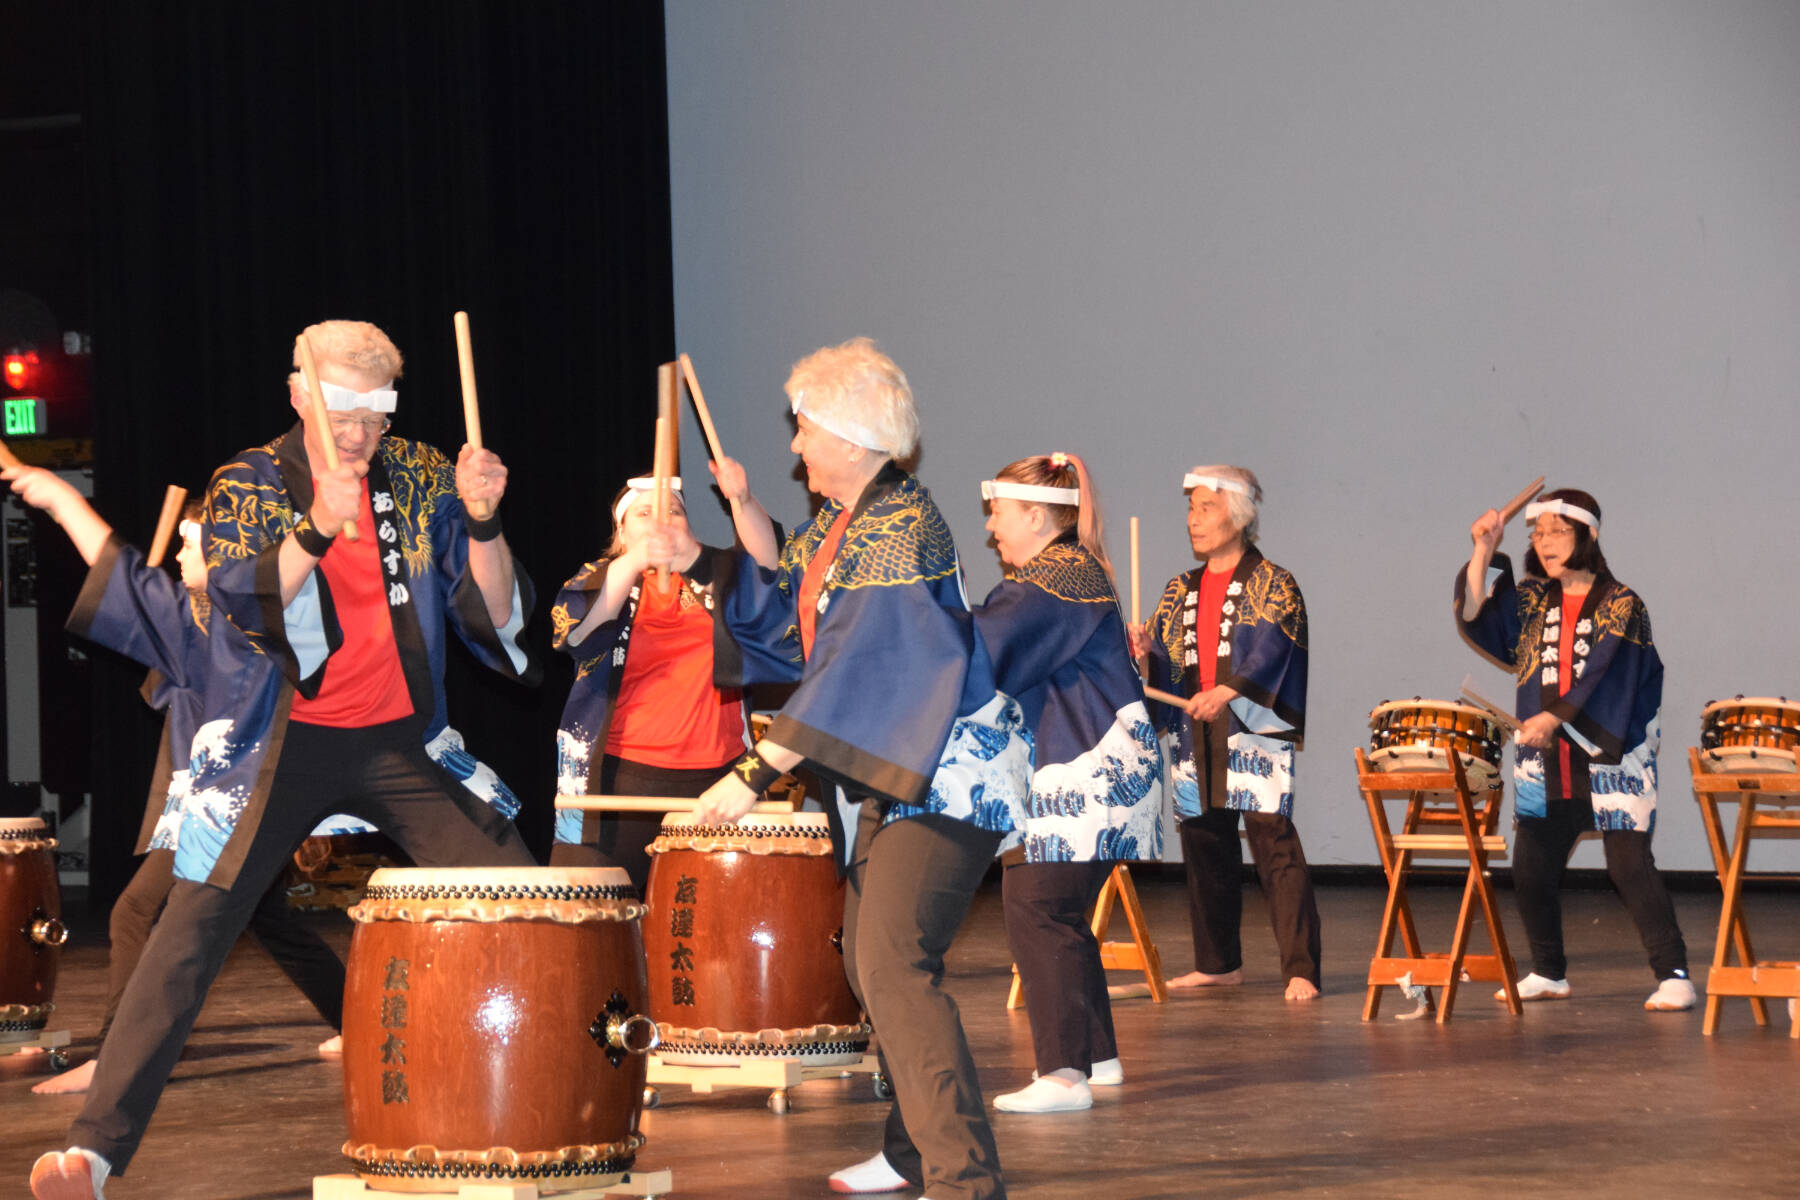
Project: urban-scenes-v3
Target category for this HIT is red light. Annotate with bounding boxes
[3,352,39,392]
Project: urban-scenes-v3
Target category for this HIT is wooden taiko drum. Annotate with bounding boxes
[0,816,67,1045]
[1699,696,1800,775]
[645,812,869,1066]
[1368,699,1504,786]
[340,867,657,1193]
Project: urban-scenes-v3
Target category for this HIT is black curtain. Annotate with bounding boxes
[78,1,672,903]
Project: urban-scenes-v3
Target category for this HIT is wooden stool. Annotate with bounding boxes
[1688,747,1800,1037]
[1355,747,1521,1022]
[1007,862,1167,1007]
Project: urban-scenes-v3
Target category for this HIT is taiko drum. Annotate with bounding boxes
[1367,699,1504,785]
[644,812,869,1066]
[0,816,67,1044]
[340,867,657,1193]
[1699,696,1800,775]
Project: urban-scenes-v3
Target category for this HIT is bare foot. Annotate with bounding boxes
[318,1035,342,1056]
[1167,968,1243,989]
[1285,977,1320,1001]
[31,1058,96,1095]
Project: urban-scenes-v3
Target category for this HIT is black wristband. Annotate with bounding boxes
[729,749,785,796]
[292,514,335,558]
[465,510,503,543]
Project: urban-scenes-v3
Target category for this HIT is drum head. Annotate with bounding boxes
[660,811,829,834]
[1701,746,1799,776]
[0,817,49,837]
[363,865,633,892]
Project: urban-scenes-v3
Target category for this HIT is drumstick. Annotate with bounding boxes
[1458,678,1523,733]
[0,439,20,470]
[452,311,494,522]
[145,485,188,568]
[650,360,678,594]
[678,352,727,464]
[295,333,359,542]
[1498,475,1546,526]
[555,795,793,815]
[1129,516,1141,627]
[1144,685,1188,708]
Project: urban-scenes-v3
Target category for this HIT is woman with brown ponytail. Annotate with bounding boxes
[974,453,1164,1114]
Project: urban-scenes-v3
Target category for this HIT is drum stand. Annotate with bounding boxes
[1006,862,1167,1007]
[1688,747,1800,1037]
[1,1026,72,1071]
[643,1050,886,1115]
[313,1169,673,1198]
[1355,748,1522,1023]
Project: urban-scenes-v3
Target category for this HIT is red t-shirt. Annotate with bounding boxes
[1556,591,1582,799]
[604,576,745,769]
[290,480,415,728]
[798,508,853,661]
[1195,566,1233,691]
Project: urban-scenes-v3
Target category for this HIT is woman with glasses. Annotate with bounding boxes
[548,464,776,890]
[973,452,1162,1114]
[1457,487,1692,1011]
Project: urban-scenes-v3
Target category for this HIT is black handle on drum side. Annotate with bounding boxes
[590,990,659,1067]
[30,913,68,947]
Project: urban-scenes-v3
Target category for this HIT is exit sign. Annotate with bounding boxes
[5,397,45,436]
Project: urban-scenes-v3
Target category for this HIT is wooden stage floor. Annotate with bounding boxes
[4,877,1796,1199]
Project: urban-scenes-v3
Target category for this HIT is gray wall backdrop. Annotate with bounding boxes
[662,1,1800,869]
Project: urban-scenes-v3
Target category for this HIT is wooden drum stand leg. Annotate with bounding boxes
[1008,863,1167,1008]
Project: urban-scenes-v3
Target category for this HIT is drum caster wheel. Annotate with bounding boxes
[642,1086,661,1109]
[767,1088,790,1115]
[47,1050,70,1071]
[871,1072,893,1101]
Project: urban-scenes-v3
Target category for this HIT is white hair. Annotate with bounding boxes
[785,337,919,460]
[1186,464,1262,544]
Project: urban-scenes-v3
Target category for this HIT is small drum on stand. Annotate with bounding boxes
[340,867,658,1194]
[1368,699,1505,787]
[644,812,870,1066]
[1699,696,1800,775]
[0,817,68,1047]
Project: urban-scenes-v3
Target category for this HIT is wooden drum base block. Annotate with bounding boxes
[1689,747,1800,1037]
[314,1168,673,1199]
[644,1050,885,1115]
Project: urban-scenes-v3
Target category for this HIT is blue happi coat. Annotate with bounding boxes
[973,538,1163,863]
[550,543,750,847]
[725,464,1031,844]
[1455,554,1661,831]
[180,424,536,887]
[1145,547,1308,819]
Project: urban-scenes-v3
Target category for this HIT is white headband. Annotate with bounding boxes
[613,477,683,523]
[791,390,889,454]
[178,520,202,542]
[1182,472,1252,497]
[981,480,1079,506]
[1524,499,1599,533]
[318,380,398,413]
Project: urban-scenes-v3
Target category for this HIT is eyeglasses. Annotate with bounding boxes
[327,415,391,437]
[1528,523,1576,543]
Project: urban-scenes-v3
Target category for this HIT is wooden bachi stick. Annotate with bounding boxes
[453,311,493,521]
[1143,686,1188,709]
[145,485,188,568]
[1498,475,1546,526]
[678,352,727,464]
[295,334,359,542]
[1129,516,1141,626]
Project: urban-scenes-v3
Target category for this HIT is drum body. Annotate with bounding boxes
[1368,699,1504,786]
[1700,697,1800,775]
[341,867,656,1194]
[0,817,65,1044]
[644,813,869,1066]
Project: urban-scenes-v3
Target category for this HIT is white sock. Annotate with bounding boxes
[68,1148,111,1199]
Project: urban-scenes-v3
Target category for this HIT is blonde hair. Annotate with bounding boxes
[288,319,405,390]
[785,337,919,460]
[995,452,1112,580]
[1186,464,1262,545]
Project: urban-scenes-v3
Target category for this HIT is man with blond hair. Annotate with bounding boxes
[31,319,540,1200]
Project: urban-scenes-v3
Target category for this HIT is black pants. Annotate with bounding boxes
[1511,800,1688,981]
[70,719,537,1174]
[99,848,344,1043]
[549,755,729,893]
[1179,808,1322,987]
[842,804,1006,1200]
[1001,860,1115,1076]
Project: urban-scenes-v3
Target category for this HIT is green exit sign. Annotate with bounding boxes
[5,397,45,436]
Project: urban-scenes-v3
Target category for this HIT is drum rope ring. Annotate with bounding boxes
[590,990,660,1066]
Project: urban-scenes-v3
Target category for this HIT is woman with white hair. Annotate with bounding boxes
[973,452,1163,1115]
[1132,465,1321,1002]
[548,463,776,890]
[1458,487,1692,1011]
[693,337,1030,1200]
